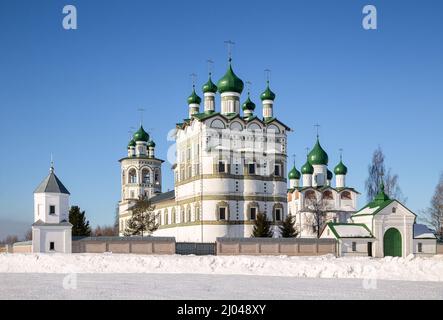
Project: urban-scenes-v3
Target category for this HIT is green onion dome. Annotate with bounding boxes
[202,73,218,93]
[217,59,244,94]
[334,160,348,175]
[133,125,149,142]
[127,139,136,149]
[260,81,276,101]
[308,138,329,165]
[327,169,333,180]
[187,86,202,105]
[301,157,314,174]
[288,166,301,180]
[242,93,256,111]
[147,140,156,148]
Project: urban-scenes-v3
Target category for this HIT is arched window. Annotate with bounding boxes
[195,205,200,221]
[142,168,150,184]
[128,169,137,184]
[171,208,176,224]
[164,209,168,225]
[180,206,185,223]
[305,190,316,200]
[323,191,334,200]
[341,191,352,200]
[154,169,160,184]
[186,205,191,222]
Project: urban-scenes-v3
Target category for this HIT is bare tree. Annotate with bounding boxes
[124,196,159,237]
[24,229,32,241]
[302,196,331,238]
[92,225,117,237]
[421,172,443,236]
[365,146,406,202]
[0,235,19,245]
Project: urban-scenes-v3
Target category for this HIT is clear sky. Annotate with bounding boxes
[0,0,442,231]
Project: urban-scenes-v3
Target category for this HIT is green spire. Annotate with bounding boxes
[187,86,202,105]
[242,92,256,111]
[217,59,244,94]
[288,165,301,180]
[202,73,218,93]
[133,125,149,142]
[308,138,329,165]
[260,81,276,101]
[301,156,314,174]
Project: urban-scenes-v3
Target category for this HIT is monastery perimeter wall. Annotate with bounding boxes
[216,238,337,256]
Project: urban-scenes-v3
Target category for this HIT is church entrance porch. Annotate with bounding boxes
[383,228,402,257]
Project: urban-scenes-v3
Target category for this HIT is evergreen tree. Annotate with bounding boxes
[69,206,91,236]
[252,212,274,237]
[279,215,298,238]
[124,196,159,237]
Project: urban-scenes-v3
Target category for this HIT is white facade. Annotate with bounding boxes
[32,166,72,253]
[119,64,290,242]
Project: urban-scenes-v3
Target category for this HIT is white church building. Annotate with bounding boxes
[118,58,291,242]
[287,138,359,238]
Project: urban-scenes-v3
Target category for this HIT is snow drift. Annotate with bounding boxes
[1,253,443,282]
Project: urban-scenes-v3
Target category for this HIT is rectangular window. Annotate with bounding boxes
[418,242,423,253]
[275,208,281,221]
[352,242,357,252]
[219,207,226,220]
[274,164,281,177]
[248,163,256,174]
[49,205,56,215]
[250,207,257,220]
[49,242,55,251]
[218,161,226,173]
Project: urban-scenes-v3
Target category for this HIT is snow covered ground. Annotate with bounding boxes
[1,253,443,282]
[1,274,443,300]
[1,253,442,299]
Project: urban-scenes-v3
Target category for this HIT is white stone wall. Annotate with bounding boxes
[32,226,72,253]
[34,193,69,223]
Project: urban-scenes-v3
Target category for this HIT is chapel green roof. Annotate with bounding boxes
[202,74,218,93]
[334,160,348,175]
[308,138,329,165]
[301,157,314,174]
[288,165,301,180]
[127,139,136,148]
[187,86,202,105]
[133,125,149,142]
[147,140,156,148]
[260,81,276,101]
[242,93,256,111]
[217,59,244,94]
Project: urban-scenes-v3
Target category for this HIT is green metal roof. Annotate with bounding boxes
[325,222,374,239]
[133,125,149,142]
[334,160,348,175]
[308,138,328,165]
[217,59,244,94]
[202,74,218,93]
[288,165,301,180]
[301,157,314,174]
[242,93,256,111]
[260,81,276,101]
[187,86,202,105]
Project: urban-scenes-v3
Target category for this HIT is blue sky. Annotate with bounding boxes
[0,0,442,232]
